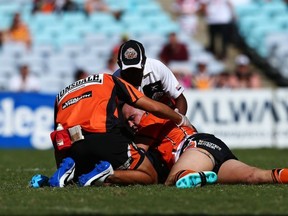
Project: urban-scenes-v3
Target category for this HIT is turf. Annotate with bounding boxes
[1,148,288,215]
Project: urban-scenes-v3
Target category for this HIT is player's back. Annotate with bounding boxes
[55,74,142,133]
[137,112,197,168]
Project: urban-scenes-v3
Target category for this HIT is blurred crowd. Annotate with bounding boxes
[0,0,269,93]
[0,0,122,92]
[0,12,32,49]
[0,0,122,49]
[167,0,275,89]
[167,44,262,90]
[31,0,122,17]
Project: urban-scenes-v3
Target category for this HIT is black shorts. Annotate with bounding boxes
[68,127,145,177]
[145,148,170,184]
[188,133,238,173]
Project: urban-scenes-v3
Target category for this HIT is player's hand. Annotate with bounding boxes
[174,109,193,128]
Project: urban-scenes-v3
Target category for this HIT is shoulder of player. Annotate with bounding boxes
[145,58,165,66]
[144,58,172,75]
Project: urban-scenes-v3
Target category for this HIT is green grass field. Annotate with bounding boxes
[1,148,288,215]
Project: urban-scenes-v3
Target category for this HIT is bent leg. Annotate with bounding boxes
[105,156,158,185]
[165,148,215,186]
[218,159,274,184]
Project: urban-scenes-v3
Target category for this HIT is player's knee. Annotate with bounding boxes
[138,157,158,184]
[149,171,158,184]
[146,163,158,184]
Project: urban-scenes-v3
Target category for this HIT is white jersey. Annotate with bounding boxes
[114,58,184,101]
[201,0,234,25]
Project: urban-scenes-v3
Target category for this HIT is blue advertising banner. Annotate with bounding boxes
[0,92,55,149]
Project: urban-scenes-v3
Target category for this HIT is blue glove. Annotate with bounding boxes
[30,174,49,188]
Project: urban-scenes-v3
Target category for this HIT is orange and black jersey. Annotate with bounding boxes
[137,113,197,169]
[54,74,144,133]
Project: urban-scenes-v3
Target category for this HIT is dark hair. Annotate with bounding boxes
[74,69,87,81]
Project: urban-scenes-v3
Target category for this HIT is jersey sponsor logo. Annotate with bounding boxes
[117,157,133,170]
[62,91,92,109]
[197,140,222,151]
[57,74,103,102]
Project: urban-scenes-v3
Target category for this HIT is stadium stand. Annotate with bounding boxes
[234,0,288,86]
[0,0,227,92]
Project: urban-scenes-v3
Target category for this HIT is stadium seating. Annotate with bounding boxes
[31,43,55,58]
[0,2,21,17]
[89,12,117,28]
[235,0,288,83]
[1,42,27,58]
[234,2,259,18]
[60,43,85,59]
[0,63,16,79]
[61,12,87,28]
[265,32,288,55]
[40,75,71,93]
[0,0,224,93]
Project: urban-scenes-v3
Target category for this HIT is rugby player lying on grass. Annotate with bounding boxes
[60,104,287,188]
[116,104,288,188]
[30,100,288,188]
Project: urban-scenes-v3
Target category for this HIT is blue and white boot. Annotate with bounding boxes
[49,157,75,187]
[78,161,114,187]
